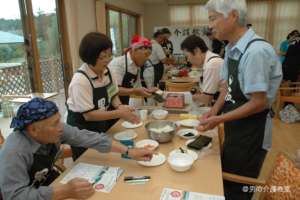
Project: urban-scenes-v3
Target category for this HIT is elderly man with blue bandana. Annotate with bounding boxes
[0,98,153,200]
[197,0,282,199]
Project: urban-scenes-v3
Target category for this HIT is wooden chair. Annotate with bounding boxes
[165,80,196,92]
[275,81,300,117]
[218,125,300,199]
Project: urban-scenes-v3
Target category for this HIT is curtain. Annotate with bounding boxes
[169,0,300,49]
[169,5,207,26]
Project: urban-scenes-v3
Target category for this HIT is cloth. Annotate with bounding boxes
[220,28,282,150]
[10,97,58,130]
[130,35,151,49]
[282,36,300,81]
[0,123,112,200]
[67,63,118,113]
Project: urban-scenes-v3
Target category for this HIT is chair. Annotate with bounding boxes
[275,81,300,117]
[218,125,300,199]
[165,80,196,92]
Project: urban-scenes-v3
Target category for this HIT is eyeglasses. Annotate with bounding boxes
[98,53,113,61]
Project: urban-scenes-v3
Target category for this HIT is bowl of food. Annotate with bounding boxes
[145,120,176,143]
[167,152,194,172]
[152,109,168,120]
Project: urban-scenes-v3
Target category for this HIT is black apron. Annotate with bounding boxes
[222,39,268,200]
[29,143,61,187]
[67,69,118,160]
[119,53,138,105]
[153,61,164,88]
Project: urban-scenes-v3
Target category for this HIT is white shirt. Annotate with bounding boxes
[108,52,140,86]
[149,39,166,65]
[67,63,118,112]
[201,51,224,94]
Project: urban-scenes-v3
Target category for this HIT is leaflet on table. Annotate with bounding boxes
[60,162,123,193]
[160,188,225,200]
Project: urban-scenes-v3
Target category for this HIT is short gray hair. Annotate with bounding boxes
[205,0,247,26]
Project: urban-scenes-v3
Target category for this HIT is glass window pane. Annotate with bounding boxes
[0,0,31,96]
[128,15,137,42]
[122,13,129,49]
[109,10,122,55]
[32,0,65,93]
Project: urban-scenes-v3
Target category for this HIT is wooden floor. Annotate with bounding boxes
[259,118,300,179]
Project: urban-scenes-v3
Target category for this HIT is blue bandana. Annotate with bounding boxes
[10,97,59,130]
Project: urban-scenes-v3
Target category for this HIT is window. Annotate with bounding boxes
[169,5,208,26]
[106,6,139,56]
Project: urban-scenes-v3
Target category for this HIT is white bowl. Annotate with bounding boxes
[167,152,194,172]
[152,109,168,120]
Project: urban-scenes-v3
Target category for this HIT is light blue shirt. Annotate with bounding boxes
[220,29,282,150]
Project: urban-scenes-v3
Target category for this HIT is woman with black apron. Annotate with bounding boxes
[66,32,139,160]
[108,35,157,105]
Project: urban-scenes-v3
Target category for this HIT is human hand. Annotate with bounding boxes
[197,115,222,132]
[128,148,153,161]
[66,178,95,199]
[118,104,135,112]
[134,87,152,97]
[119,108,140,124]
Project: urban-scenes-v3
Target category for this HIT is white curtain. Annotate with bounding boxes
[169,0,300,49]
[169,5,208,26]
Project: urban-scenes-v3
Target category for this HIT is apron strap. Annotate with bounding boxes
[207,55,221,63]
[76,70,95,89]
[238,38,267,61]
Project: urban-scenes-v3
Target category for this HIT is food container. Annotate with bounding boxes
[145,120,176,143]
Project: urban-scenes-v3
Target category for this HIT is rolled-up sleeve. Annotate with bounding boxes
[0,151,53,200]
[61,123,112,153]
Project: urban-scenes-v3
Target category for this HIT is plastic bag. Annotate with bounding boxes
[279,104,300,123]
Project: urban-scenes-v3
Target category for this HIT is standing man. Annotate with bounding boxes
[108,35,157,105]
[149,30,174,87]
[161,28,174,58]
[198,0,282,199]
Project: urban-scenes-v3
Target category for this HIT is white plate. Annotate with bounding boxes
[137,153,166,167]
[135,139,159,150]
[177,119,200,127]
[169,149,198,161]
[177,129,199,139]
[114,130,137,141]
[121,121,143,129]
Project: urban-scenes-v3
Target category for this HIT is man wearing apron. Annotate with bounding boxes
[67,32,139,160]
[149,30,174,87]
[108,35,157,105]
[198,1,282,199]
[0,98,153,200]
[180,35,224,106]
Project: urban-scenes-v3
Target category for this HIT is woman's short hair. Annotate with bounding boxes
[205,0,247,26]
[79,32,112,66]
[181,35,208,54]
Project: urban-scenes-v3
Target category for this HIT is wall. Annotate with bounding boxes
[143,2,170,38]
[64,0,97,69]
[64,0,145,70]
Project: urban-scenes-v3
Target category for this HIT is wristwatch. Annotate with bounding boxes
[124,146,133,159]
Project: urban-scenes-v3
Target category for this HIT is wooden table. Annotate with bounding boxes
[52,115,224,199]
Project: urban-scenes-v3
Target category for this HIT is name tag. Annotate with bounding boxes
[107,84,119,101]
